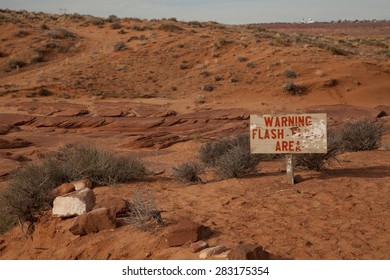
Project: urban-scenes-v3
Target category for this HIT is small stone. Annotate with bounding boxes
[294,175,304,183]
[190,241,209,253]
[52,183,75,197]
[228,244,270,260]
[199,246,228,259]
[72,179,92,190]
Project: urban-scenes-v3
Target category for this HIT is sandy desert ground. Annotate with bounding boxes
[0,10,389,259]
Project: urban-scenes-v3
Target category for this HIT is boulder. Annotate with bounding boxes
[199,246,229,259]
[69,207,116,235]
[52,188,96,218]
[52,183,76,197]
[166,219,212,247]
[228,244,270,260]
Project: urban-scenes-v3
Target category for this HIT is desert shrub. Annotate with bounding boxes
[0,144,147,234]
[246,61,255,68]
[283,81,306,95]
[199,137,235,167]
[107,14,118,23]
[199,134,260,178]
[159,23,183,32]
[40,23,50,30]
[294,129,342,171]
[113,40,126,51]
[45,42,58,49]
[215,74,223,81]
[53,144,147,185]
[6,59,26,70]
[284,70,297,78]
[0,195,17,235]
[127,35,139,42]
[128,25,144,31]
[203,84,214,91]
[172,161,204,184]
[215,145,259,179]
[48,28,75,39]
[118,188,163,232]
[38,88,52,96]
[236,56,247,62]
[328,46,348,56]
[1,161,67,229]
[14,29,29,37]
[340,119,383,151]
[110,22,121,29]
[30,53,44,63]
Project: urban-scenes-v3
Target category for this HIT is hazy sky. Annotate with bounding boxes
[0,0,389,23]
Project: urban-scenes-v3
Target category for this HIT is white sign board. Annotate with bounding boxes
[250,113,327,154]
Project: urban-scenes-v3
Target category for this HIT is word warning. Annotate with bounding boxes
[250,113,327,154]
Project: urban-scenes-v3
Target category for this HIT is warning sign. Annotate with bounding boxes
[250,113,327,154]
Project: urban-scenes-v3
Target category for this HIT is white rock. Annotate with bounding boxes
[52,188,96,218]
[199,246,228,259]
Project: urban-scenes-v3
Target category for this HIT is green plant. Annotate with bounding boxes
[340,119,383,151]
[172,161,204,184]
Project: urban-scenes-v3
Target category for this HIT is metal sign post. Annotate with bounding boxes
[286,154,294,184]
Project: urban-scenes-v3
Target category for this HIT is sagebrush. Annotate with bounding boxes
[119,188,163,232]
[172,161,204,184]
[0,144,147,234]
[199,134,260,179]
[340,119,383,151]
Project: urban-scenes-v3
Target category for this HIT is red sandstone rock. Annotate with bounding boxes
[69,207,116,235]
[166,220,212,247]
[228,244,270,260]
